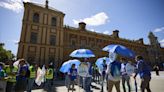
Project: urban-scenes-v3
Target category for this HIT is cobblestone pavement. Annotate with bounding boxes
[31,71,164,92]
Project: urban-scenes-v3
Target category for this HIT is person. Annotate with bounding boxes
[27,63,37,92]
[134,55,151,92]
[5,60,18,92]
[84,61,92,92]
[68,64,78,92]
[15,59,29,92]
[153,64,159,76]
[44,64,53,92]
[106,53,121,92]
[95,66,100,84]
[101,59,107,81]
[99,59,107,92]
[120,58,131,92]
[0,62,7,92]
[78,58,92,92]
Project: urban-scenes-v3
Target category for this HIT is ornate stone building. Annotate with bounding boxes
[17,1,164,68]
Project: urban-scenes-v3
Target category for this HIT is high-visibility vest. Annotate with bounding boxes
[5,66,18,82]
[29,65,36,78]
[46,68,53,79]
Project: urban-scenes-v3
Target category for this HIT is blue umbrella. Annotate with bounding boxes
[70,49,95,58]
[60,59,81,73]
[102,44,135,58]
[95,57,110,69]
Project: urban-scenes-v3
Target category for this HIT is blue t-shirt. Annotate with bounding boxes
[69,68,77,81]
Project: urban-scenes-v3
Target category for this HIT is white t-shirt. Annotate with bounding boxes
[125,63,135,76]
[78,62,92,77]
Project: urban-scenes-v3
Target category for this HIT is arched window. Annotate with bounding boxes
[33,13,39,23]
[51,17,57,26]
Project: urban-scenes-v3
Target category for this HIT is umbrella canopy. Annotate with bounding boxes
[95,57,110,68]
[102,44,135,58]
[95,57,110,72]
[60,59,81,73]
[70,49,95,58]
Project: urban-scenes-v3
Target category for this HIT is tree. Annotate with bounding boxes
[0,43,15,62]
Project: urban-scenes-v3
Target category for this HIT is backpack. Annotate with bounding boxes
[110,61,121,80]
[139,60,151,76]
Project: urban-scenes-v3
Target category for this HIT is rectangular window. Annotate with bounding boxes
[70,39,76,48]
[51,17,57,26]
[30,32,37,44]
[50,35,56,46]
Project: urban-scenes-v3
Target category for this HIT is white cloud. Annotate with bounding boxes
[0,0,30,13]
[73,12,109,26]
[23,0,31,2]
[89,29,95,32]
[160,39,164,43]
[153,27,164,33]
[103,30,110,35]
[159,39,164,47]
[160,43,164,47]
[7,39,19,44]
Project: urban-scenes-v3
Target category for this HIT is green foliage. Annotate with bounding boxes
[0,43,15,62]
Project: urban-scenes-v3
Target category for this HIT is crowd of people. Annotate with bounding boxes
[64,55,152,92]
[0,55,152,92]
[0,59,54,92]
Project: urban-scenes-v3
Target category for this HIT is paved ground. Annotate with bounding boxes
[32,71,164,92]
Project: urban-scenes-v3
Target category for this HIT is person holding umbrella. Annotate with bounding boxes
[79,58,92,92]
[68,64,78,92]
[106,53,121,92]
[70,49,95,92]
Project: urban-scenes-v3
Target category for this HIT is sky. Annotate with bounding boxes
[0,0,164,55]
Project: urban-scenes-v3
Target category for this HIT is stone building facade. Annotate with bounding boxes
[17,1,164,68]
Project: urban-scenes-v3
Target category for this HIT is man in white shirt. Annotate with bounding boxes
[121,58,131,92]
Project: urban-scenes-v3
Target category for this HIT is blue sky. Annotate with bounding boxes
[0,0,164,55]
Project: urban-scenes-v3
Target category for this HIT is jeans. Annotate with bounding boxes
[0,80,7,92]
[79,76,83,87]
[122,75,130,92]
[141,76,151,92]
[27,78,35,92]
[83,77,92,92]
[44,79,52,92]
[6,82,15,92]
[65,75,70,88]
